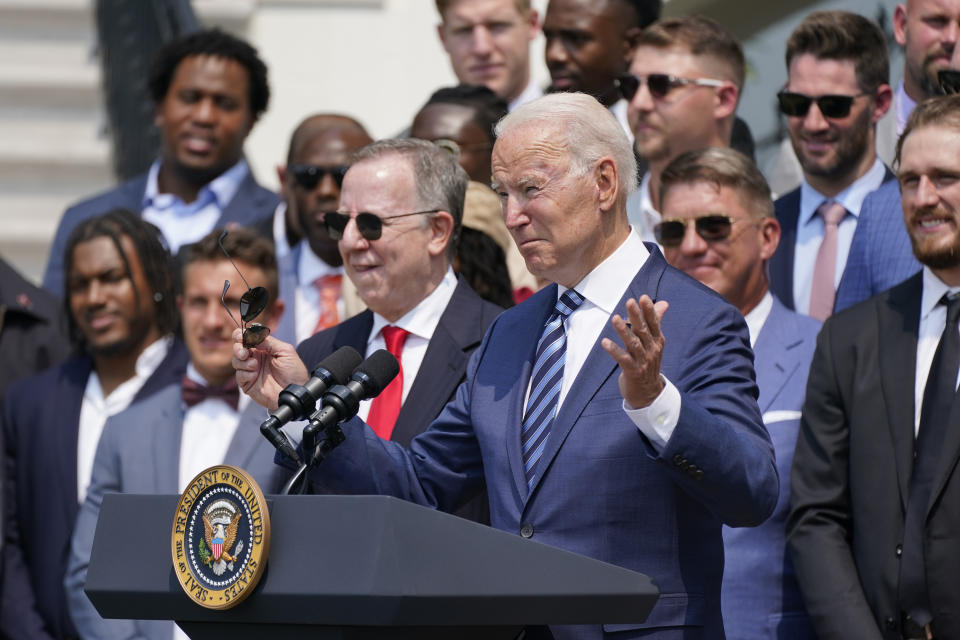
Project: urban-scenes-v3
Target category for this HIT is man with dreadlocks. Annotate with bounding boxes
[1,209,188,640]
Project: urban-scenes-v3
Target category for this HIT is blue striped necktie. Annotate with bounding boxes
[521,289,585,489]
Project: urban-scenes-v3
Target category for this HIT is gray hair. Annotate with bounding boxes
[351,138,468,245]
[659,147,773,218]
[495,93,638,200]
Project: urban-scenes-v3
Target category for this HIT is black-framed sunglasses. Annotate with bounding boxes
[217,230,270,348]
[323,209,441,241]
[290,164,349,190]
[616,73,725,101]
[939,69,960,95]
[654,215,737,247]
[777,91,868,119]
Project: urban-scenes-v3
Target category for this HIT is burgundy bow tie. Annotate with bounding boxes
[181,375,240,411]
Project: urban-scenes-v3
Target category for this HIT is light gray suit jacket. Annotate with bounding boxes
[64,384,289,640]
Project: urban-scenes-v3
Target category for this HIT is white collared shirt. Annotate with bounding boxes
[141,158,249,253]
[626,172,661,245]
[792,158,887,315]
[914,267,960,436]
[357,269,459,421]
[294,240,346,343]
[743,291,774,348]
[271,201,293,260]
[895,79,916,136]
[178,363,250,492]
[508,79,544,112]
[76,336,172,503]
[608,99,634,142]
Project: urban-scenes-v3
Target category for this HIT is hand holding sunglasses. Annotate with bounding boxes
[616,73,725,102]
[323,209,441,241]
[777,91,869,119]
[217,230,271,348]
[654,214,740,247]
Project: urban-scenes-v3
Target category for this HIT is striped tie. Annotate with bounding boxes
[521,289,585,489]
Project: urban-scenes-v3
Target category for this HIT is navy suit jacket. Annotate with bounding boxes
[42,169,280,295]
[303,249,779,639]
[721,297,819,640]
[0,341,188,640]
[834,179,921,312]
[64,384,291,640]
[769,169,896,312]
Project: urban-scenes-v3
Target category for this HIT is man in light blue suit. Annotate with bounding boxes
[834,178,921,312]
[64,228,290,640]
[234,93,778,639]
[658,147,819,639]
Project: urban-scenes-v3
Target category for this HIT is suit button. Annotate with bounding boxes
[885,616,898,630]
[896,544,902,557]
[520,523,534,538]
[673,454,684,466]
[693,469,704,481]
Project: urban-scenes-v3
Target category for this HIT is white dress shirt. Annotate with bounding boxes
[294,240,346,344]
[270,201,293,260]
[609,99,634,142]
[895,80,916,137]
[357,269,459,421]
[178,363,250,492]
[76,336,172,503]
[141,158,248,253]
[792,158,887,315]
[743,291,774,348]
[914,267,960,436]
[626,172,660,245]
[508,79,544,112]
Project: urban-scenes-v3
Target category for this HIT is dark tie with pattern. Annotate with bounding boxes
[899,293,960,626]
[520,289,584,489]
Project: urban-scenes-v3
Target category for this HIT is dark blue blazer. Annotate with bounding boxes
[721,296,820,640]
[834,179,921,312]
[769,169,896,312]
[42,169,280,295]
[304,249,779,639]
[0,341,188,640]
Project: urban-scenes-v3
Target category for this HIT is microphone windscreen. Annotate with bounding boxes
[316,345,362,384]
[358,349,401,394]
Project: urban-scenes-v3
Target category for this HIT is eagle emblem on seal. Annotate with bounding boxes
[201,499,244,576]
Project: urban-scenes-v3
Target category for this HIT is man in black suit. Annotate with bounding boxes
[2,210,187,640]
[43,28,279,296]
[297,138,501,521]
[768,11,894,321]
[788,94,960,639]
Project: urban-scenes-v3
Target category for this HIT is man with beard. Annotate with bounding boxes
[789,94,960,639]
[767,11,893,321]
[620,16,744,242]
[834,0,960,311]
[1,210,187,640]
[42,28,279,296]
[272,114,372,344]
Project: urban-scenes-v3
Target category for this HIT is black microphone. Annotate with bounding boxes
[302,349,400,458]
[259,345,362,462]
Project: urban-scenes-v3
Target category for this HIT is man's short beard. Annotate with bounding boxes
[910,234,960,270]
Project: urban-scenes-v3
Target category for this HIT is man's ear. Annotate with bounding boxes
[759,215,781,262]
[594,157,619,212]
[427,210,455,257]
[893,3,908,47]
[714,83,739,121]
[872,84,894,124]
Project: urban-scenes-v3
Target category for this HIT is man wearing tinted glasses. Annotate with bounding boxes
[271,114,371,345]
[767,11,894,322]
[658,147,820,640]
[620,16,744,244]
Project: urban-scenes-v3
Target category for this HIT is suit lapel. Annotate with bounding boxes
[149,389,185,493]
[771,189,800,311]
[274,243,300,346]
[56,358,94,521]
[878,273,922,510]
[223,402,267,471]
[753,299,804,414]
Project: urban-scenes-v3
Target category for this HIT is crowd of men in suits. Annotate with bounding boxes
[4,0,960,639]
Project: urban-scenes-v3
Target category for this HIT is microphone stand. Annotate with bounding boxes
[280,409,347,495]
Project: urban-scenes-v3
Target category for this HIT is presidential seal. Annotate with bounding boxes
[171,465,270,610]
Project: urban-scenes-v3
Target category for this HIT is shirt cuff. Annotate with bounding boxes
[623,375,681,450]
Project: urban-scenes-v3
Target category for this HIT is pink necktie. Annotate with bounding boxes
[312,275,342,334]
[809,201,847,321]
[366,326,410,440]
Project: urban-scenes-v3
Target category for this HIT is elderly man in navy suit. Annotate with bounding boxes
[234,93,778,639]
[658,147,820,639]
[43,28,279,296]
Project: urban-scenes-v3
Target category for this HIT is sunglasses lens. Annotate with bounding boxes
[355,213,384,241]
[331,166,349,187]
[817,95,854,118]
[240,286,269,323]
[617,74,639,100]
[323,212,349,240]
[654,221,686,247]
[940,70,960,95]
[647,74,673,99]
[292,165,320,189]
[695,215,733,241]
[242,323,271,349]
[778,92,811,117]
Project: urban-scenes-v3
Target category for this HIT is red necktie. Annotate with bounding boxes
[182,375,240,411]
[366,326,410,440]
[312,274,343,334]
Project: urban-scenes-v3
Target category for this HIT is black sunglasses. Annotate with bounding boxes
[323,209,441,241]
[290,164,349,190]
[217,230,270,348]
[777,91,868,119]
[939,69,960,95]
[654,215,737,247]
[616,73,725,101]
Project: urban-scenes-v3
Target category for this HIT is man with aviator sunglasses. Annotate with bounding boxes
[768,11,895,322]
